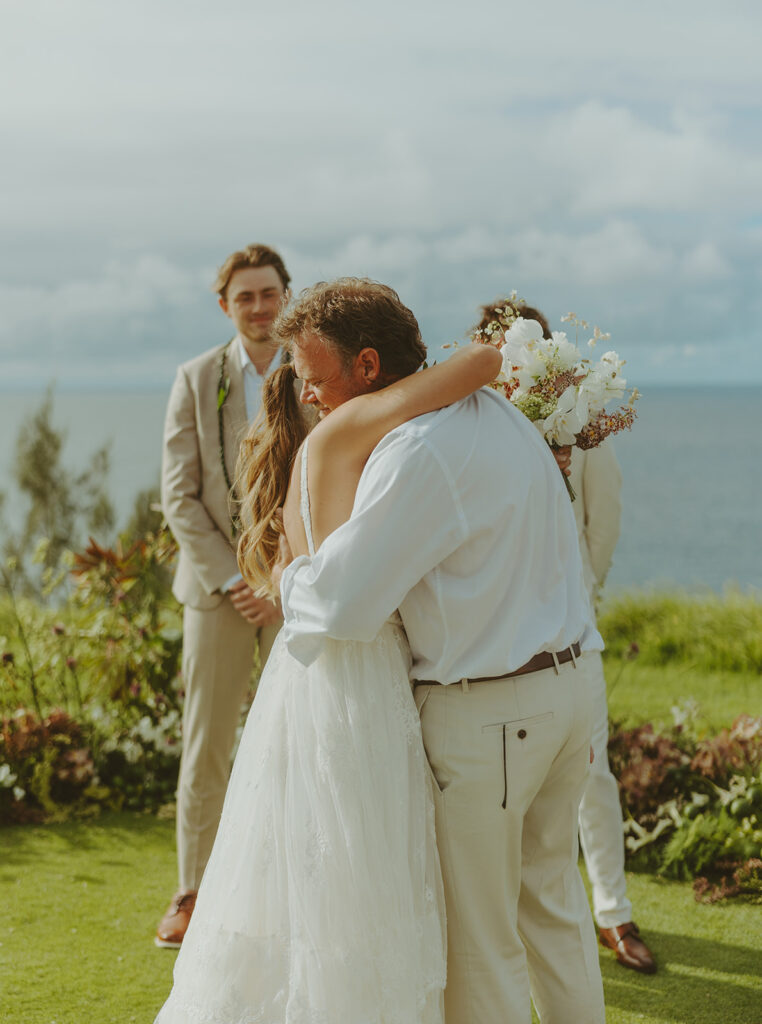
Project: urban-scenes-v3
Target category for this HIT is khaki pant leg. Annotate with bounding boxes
[418,660,605,1024]
[417,675,551,1024]
[578,650,632,928]
[176,599,265,890]
[518,656,606,1023]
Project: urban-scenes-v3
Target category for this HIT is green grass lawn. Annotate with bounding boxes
[2,812,761,1024]
[3,643,759,1024]
[604,660,760,734]
[1,814,177,1024]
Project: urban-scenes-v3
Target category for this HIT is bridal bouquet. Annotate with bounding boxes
[473,300,639,497]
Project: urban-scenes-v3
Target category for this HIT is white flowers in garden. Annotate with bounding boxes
[0,763,25,801]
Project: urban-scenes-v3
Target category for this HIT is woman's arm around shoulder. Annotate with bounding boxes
[313,343,501,466]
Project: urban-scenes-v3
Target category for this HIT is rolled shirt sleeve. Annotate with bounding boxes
[280,432,466,666]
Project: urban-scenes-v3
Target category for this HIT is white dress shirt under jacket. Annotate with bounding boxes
[236,336,283,421]
[281,388,603,683]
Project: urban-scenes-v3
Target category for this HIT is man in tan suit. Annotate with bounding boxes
[156,244,290,947]
[569,442,656,973]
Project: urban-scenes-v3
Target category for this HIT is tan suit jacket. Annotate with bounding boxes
[162,341,249,610]
[567,440,622,601]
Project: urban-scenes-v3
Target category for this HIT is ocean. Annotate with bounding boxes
[0,386,760,595]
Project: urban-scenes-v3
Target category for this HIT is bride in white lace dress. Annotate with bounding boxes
[154,340,501,1024]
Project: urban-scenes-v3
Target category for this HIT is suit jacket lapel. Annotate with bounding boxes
[221,348,248,495]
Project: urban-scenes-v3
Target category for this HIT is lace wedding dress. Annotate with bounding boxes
[155,438,446,1024]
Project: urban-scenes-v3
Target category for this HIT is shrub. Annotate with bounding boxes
[0,530,185,824]
[0,528,264,825]
[690,715,762,786]
[609,714,762,901]
[608,722,692,821]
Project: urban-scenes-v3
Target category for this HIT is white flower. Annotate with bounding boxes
[573,387,590,430]
[503,316,545,346]
[501,317,546,368]
[576,349,627,413]
[547,331,581,372]
[122,738,143,764]
[13,786,25,801]
[0,764,17,788]
[135,715,161,746]
[597,350,626,380]
[539,384,588,445]
[499,346,516,381]
[501,324,582,388]
[513,346,549,389]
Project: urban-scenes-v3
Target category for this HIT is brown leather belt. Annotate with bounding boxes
[415,642,582,687]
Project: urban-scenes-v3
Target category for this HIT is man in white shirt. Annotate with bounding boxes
[157,244,289,947]
[277,279,606,1024]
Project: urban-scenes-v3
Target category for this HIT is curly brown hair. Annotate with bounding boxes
[275,278,427,381]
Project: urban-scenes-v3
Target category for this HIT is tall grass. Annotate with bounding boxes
[599,590,762,674]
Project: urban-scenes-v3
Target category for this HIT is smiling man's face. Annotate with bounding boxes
[292,332,370,418]
[219,265,287,345]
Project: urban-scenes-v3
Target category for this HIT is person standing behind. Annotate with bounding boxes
[476,297,657,974]
[156,244,291,948]
[569,441,656,972]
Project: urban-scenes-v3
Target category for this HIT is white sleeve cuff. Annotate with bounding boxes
[280,555,325,666]
[220,572,243,593]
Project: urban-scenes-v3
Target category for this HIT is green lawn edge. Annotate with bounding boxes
[2,812,761,1024]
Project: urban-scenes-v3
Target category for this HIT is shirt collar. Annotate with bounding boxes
[234,335,283,378]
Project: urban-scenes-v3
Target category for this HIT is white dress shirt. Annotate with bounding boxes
[281,388,602,683]
[236,336,283,421]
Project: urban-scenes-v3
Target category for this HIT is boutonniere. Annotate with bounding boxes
[217,340,240,535]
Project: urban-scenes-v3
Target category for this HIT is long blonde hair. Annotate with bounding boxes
[236,363,309,596]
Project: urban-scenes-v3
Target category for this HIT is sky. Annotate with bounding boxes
[1,0,761,390]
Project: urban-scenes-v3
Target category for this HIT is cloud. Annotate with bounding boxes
[289,220,674,292]
[544,102,762,217]
[0,257,204,340]
[510,221,673,286]
[682,242,731,280]
[1,1,761,386]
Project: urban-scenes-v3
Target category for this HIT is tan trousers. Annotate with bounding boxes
[579,650,632,929]
[176,599,280,891]
[415,654,605,1024]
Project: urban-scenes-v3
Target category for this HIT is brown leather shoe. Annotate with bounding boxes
[599,922,657,974]
[155,890,197,948]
